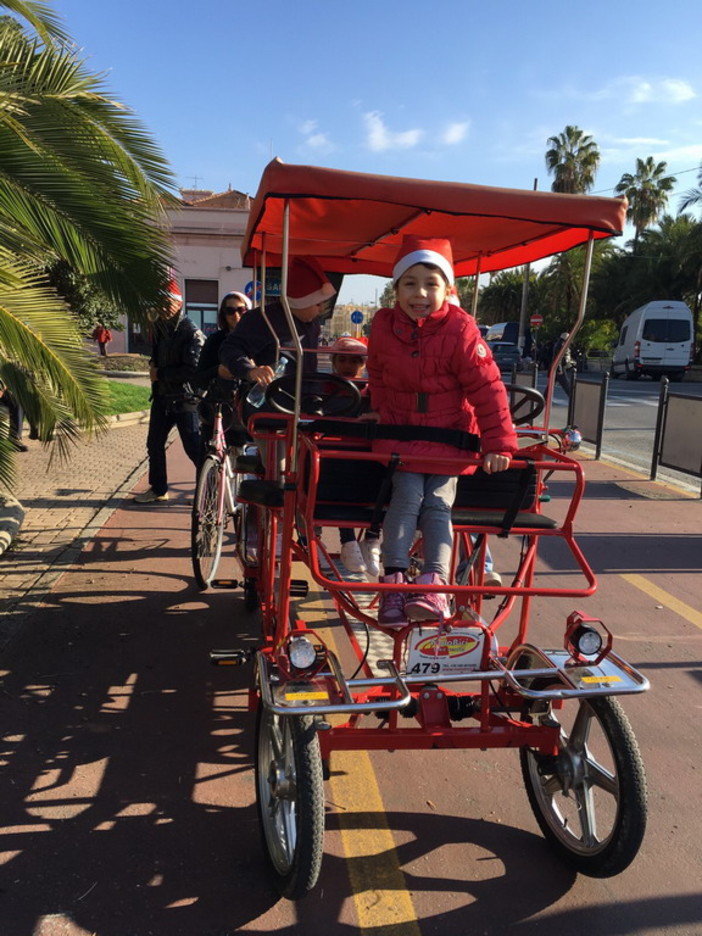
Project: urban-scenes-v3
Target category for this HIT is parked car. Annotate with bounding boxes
[487,340,522,372]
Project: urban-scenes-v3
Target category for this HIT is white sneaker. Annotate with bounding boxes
[340,540,367,573]
[360,537,381,577]
[484,570,503,586]
[133,488,168,503]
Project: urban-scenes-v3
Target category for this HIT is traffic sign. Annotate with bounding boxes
[245,280,262,302]
[350,309,364,324]
[530,313,544,328]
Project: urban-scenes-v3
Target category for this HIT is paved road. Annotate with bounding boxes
[2,429,701,934]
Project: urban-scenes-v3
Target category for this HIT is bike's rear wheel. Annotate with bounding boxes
[521,693,647,877]
[191,455,226,589]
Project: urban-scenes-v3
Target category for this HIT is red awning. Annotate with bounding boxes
[242,159,627,277]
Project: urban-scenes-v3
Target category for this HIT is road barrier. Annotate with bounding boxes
[572,373,609,460]
[651,378,702,496]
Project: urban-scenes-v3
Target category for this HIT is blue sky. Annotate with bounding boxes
[52,0,702,303]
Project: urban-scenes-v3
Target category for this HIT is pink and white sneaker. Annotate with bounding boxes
[405,573,449,623]
[377,572,407,628]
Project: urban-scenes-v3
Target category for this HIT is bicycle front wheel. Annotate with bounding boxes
[191,455,226,589]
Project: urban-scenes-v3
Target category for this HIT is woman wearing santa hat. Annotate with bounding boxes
[366,236,517,626]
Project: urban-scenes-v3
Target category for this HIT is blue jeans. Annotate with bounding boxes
[146,395,201,496]
[382,472,457,578]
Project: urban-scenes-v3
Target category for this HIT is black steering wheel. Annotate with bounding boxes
[265,373,362,417]
[505,384,546,426]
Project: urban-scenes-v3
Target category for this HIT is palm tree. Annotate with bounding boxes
[678,163,702,215]
[615,157,676,242]
[0,7,177,486]
[545,125,600,194]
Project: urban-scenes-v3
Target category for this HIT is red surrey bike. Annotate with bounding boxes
[210,160,649,899]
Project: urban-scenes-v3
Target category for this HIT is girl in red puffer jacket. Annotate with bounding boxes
[367,236,517,627]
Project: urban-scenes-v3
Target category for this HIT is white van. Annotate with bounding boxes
[611,300,693,382]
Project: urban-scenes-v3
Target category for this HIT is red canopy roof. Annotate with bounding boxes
[242,159,627,277]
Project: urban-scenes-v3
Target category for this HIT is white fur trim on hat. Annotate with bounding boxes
[287,281,335,309]
[287,257,337,309]
[392,236,455,286]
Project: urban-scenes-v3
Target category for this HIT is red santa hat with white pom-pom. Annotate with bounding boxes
[287,257,336,309]
[392,236,455,286]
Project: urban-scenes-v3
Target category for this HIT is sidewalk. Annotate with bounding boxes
[0,421,150,646]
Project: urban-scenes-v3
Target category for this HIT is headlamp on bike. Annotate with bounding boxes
[288,635,318,671]
[565,611,611,664]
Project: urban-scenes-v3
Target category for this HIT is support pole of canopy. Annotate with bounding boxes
[518,178,538,357]
[543,233,595,431]
[278,200,304,471]
[470,254,482,319]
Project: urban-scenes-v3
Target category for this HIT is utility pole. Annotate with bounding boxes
[518,178,538,357]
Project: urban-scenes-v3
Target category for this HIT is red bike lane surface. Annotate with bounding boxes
[1,446,700,936]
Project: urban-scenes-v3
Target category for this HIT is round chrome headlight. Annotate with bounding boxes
[288,635,318,670]
[572,624,603,658]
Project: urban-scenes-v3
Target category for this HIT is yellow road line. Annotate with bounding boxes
[313,601,420,934]
[329,750,421,935]
[620,573,702,630]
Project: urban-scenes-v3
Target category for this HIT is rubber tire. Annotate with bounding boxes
[255,709,325,899]
[667,372,684,383]
[520,693,647,877]
[191,456,225,589]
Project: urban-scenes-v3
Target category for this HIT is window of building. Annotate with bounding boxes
[185,279,219,335]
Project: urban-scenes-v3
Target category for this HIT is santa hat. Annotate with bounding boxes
[393,236,454,286]
[329,336,368,356]
[222,290,252,310]
[448,286,461,307]
[287,257,336,309]
[168,278,183,303]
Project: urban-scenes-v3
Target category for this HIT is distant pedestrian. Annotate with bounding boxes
[92,323,112,357]
[133,278,204,504]
[0,379,28,451]
[554,332,576,398]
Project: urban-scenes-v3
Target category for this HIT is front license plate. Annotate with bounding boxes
[405,626,486,677]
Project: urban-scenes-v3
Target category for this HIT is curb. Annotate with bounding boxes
[108,409,150,427]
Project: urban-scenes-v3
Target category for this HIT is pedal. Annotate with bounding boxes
[289,580,309,597]
[211,578,242,589]
[210,649,250,666]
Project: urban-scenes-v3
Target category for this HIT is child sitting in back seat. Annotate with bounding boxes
[328,336,381,578]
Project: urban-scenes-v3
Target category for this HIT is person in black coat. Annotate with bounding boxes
[219,257,335,395]
[133,279,204,504]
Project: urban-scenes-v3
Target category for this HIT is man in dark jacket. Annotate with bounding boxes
[133,279,204,503]
[219,257,335,396]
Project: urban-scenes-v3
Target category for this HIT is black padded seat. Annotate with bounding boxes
[235,453,264,474]
[238,479,284,507]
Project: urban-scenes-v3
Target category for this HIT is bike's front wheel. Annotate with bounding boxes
[255,707,325,899]
[521,693,647,877]
[191,455,226,589]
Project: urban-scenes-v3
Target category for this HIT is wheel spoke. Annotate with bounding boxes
[569,702,594,752]
[574,784,599,846]
[585,755,618,797]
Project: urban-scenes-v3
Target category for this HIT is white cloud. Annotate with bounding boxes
[609,136,670,146]
[629,77,695,104]
[443,121,470,145]
[306,132,331,150]
[299,119,318,135]
[363,111,423,151]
